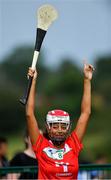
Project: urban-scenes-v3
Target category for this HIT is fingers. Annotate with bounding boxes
[27,67,37,79]
[85,64,95,71]
[83,61,95,71]
[28,67,35,77]
[83,59,87,68]
[88,64,95,71]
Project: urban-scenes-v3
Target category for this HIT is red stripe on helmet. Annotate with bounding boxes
[48,109,69,117]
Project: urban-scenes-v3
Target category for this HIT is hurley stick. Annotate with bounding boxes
[20,4,58,105]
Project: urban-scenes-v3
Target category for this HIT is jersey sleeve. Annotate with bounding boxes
[32,133,44,156]
[70,131,83,155]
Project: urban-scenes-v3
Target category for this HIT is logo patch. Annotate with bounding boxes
[43,144,72,160]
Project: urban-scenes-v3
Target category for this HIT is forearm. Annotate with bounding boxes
[75,78,91,141]
[81,78,91,115]
[26,77,40,145]
[74,63,93,141]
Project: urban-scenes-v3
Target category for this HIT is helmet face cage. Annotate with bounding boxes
[46,110,70,131]
[47,122,70,131]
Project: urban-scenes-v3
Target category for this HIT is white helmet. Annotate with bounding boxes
[46,109,70,130]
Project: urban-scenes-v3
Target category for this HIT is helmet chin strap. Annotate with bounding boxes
[50,136,66,146]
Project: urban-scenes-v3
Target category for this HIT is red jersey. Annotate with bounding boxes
[32,131,83,179]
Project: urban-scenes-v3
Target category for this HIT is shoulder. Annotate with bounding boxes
[32,134,48,153]
[66,131,83,155]
[10,152,25,166]
[12,152,25,159]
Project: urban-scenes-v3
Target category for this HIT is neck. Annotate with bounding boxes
[51,138,65,148]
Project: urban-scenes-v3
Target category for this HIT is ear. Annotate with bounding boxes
[45,123,51,133]
[45,123,49,131]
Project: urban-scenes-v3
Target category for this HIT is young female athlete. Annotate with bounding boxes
[26,63,94,179]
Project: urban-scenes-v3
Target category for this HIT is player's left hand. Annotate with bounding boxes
[27,67,38,80]
[84,63,95,80]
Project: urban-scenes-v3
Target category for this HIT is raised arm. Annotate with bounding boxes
[26,68,40,145]
[74,63,94,142]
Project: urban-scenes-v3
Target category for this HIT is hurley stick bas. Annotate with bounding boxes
[20,4,58,105]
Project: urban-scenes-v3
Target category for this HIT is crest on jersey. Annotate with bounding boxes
[43,144,72,160]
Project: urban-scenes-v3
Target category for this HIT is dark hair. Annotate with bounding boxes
[23,128,29,149]
[95,153,107,160]
[0,137,7,144]
[23,128,29,139]
[43,129,50,140]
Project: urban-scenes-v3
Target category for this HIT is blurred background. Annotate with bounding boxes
[0,0,111,163]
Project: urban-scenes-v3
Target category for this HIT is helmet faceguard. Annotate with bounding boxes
[46,109,71,145]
